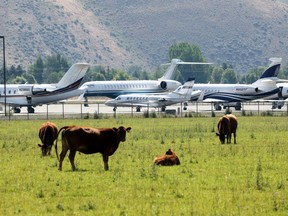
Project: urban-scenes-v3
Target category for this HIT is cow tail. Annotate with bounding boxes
[55,126,69,162]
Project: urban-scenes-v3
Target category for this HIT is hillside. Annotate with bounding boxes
[1,0,288,73]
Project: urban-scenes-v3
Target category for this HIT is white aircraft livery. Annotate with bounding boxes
[0,63,90,113]
[191,58,281,110]
[80,59,211,99]
[105,78,201,112]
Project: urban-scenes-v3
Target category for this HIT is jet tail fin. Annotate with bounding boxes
[259,58,281,79]
[159,59,212,80]
[56,63,90,89]
[172,77,195,100]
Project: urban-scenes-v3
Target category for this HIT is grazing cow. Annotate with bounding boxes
[154,149,180,166]
[38,122,58,156]
[55,126,132,171]
[216,114,238,144]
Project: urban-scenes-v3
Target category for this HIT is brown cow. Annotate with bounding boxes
[55,126,131,171]
[38,122,58,156]
[154,149,180,166]
[216,114,238,144]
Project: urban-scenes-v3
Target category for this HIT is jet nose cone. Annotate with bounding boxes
[105,100,114,106]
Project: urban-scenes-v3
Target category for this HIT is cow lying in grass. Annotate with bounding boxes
[216,114,238,144]
[55,125,131,171]
[154,149,180,166]
[38,122,58,156]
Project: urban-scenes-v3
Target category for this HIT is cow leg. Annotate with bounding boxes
[227,133,231,144]
[68,150,76,171]
[47,147,52,156]
[233,132,237,144]
[59,147,69,171]
[102,154,109,171]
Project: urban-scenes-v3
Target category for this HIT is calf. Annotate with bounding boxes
[38,122,58,156]
[55,126,131,171]
[216,114,238,144]
[154,149,180,166]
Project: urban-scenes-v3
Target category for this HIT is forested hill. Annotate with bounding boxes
[1,0,288,73]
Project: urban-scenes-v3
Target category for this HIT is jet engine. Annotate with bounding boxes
[18,85,48,95]
[159,81,167,90]
[158,80,182,91]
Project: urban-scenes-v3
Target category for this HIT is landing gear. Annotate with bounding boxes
[161,106,166,112]
[84,97,89,107]
[214,104,222,111]
[13,107,21,113]
[27,106,35,113]
[136,106,141,112]
[272,101,284,109]
[113,107,117,112]
[235,102,242,111]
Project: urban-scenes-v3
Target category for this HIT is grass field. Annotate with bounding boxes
[0,116,288,215]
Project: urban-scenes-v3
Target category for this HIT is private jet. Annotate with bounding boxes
[80,59,211,101]
[105,78,201,112]
[0,63,90,113]
[191,58,281,110]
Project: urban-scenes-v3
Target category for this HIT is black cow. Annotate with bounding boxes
[38,122,58,156]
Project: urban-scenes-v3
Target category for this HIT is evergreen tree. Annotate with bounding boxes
[211,67,224,83]
[221,68,238,83]
[30,56,44,83]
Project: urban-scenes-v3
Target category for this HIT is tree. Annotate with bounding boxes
[91,72,106,81]
[23,73,36,84]
[168,42,211,83]
[221,68,238,83]
[128,65,142,79]
[11,76,27,84]
[240,67,265,84]
[43,54,69,83]
[278,65,288,79]
[211,67,224,83]
[31,56,44,83]
[113,70,131,80]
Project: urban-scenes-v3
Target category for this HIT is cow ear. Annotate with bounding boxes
[126,127,131,132]
[216,133,219,136]
[38,144,43,147]
[112,127,118,132]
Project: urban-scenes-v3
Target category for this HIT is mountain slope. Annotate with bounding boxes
[1,0,288,73]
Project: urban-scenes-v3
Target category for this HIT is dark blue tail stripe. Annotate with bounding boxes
[260,64,280,79]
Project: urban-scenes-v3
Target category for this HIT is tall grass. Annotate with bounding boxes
[0,116,288,215]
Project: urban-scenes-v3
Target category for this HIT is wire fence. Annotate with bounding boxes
[0,100,287,120]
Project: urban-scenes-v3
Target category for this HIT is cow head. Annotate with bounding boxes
[216,133,225,144]
[165,148,174,155]
[38,143,52,156]
[113,126,132,141]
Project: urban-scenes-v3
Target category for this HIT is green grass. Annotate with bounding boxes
[0,116,288,215]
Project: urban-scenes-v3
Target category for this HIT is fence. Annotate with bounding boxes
[0,100,287,120]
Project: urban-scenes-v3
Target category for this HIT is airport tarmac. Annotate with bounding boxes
[1,100,287,120]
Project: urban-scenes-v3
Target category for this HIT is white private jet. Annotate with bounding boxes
[191,58,281,110]
[105,78,201,112]
[0,63,90,113]
[80,59,211,101]
[256,82,288,110]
